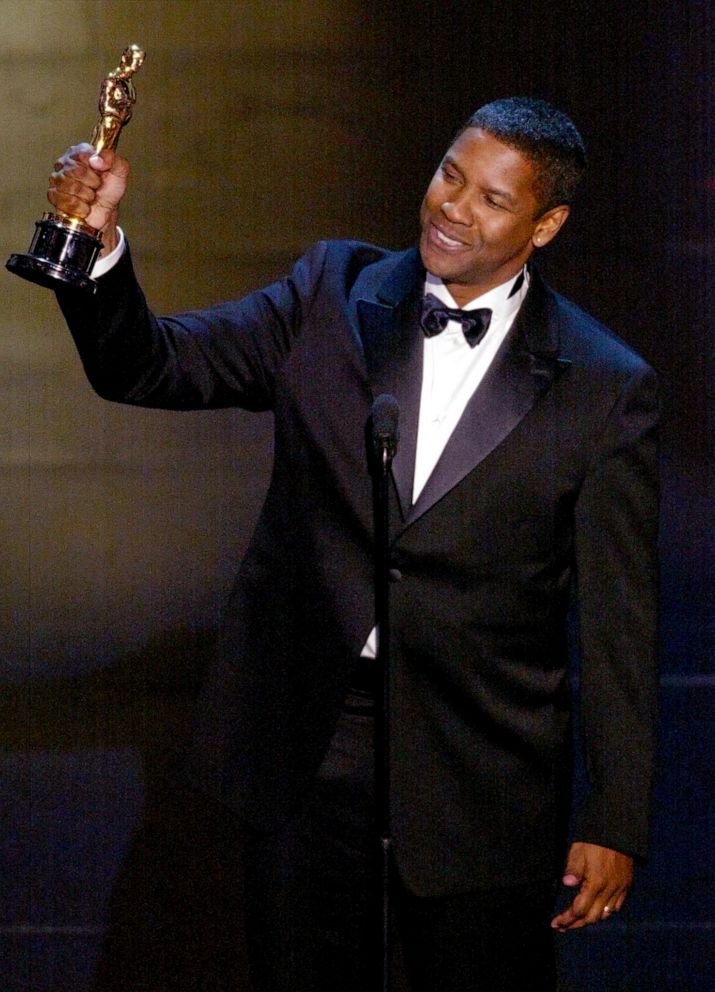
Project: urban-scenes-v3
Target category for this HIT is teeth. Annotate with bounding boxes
[435,227,462,247]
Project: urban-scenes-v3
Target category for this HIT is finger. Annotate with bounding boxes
[554,885,627,932]
[46,190,92,222]
[551,878,607,931]
[54,143,97,171]
[598,889,625,921]
[552,905,598,931]
[551,906,581,932]
[52,145,122,188]
[48,175,99,202]
[551,893,589,931]
[602,885,629,917]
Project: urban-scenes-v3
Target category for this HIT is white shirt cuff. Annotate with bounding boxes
[91,226,126,278]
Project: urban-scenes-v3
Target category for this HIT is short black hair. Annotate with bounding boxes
[460,97,587,214]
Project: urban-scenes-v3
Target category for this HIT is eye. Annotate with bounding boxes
[440,164,460,183]
[484,195,504,210]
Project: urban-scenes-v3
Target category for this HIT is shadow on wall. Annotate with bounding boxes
[87,627,248,992]
[1,626,251,992]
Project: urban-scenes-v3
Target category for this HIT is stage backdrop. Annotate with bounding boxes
[0,2,711,990]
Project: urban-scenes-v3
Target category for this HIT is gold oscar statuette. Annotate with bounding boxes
[6,45,145,295]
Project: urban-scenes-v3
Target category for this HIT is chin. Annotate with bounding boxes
[419,234,445,277]
[421,252,461,284]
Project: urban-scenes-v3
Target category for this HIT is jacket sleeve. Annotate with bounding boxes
[571,362,660,860]
[55,239,330,412]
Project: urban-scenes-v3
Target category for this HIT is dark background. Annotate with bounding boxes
[1,2,712,989]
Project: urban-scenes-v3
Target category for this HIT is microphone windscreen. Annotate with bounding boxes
[372,393,400,454]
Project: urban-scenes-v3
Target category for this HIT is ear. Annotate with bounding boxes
[532,205,570,248]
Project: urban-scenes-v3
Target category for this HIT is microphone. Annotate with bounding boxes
[372,394,400,463]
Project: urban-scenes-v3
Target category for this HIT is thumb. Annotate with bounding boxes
[88,149,128,176]
[562,842,587,886]
[88,148,112,171]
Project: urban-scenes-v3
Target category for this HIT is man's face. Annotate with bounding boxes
[419,127,565,305]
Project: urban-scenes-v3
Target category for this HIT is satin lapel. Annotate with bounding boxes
[404,268,572,530]
[355,249,424,517]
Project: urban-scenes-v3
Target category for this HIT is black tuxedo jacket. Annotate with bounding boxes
[58,240,659,897]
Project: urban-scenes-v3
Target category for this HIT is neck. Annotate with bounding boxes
[441,266,527,309]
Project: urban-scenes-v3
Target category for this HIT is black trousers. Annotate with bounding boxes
[243,692,557,992]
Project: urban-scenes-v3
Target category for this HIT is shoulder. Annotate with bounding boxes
[547,284,655,382]
[293,239,414,300]
[312,238,402,268]
[296,238,394,273]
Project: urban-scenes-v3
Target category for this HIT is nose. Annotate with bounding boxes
[441,192,472,226]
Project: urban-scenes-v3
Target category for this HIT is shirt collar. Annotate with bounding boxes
[423,266,530,325]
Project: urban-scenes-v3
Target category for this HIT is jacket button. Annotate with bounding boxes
[389,568,403,582]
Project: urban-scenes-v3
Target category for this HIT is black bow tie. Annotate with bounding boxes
[420,293,492,348]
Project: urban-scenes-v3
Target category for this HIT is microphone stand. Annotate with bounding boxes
[371,395,399,992]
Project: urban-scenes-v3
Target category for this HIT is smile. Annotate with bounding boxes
[430,223,469,250]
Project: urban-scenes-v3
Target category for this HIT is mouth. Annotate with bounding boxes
[428,222,470,252]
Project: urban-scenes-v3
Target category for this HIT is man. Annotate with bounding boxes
[48,98,659,990]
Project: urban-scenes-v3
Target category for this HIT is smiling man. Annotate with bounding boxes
[50,97,659,991]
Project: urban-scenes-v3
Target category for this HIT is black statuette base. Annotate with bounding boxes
[6,214,102,294]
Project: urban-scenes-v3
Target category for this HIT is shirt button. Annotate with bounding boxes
[389,568,403,582]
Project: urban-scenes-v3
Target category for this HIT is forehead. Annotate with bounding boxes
[444,127,539,199]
